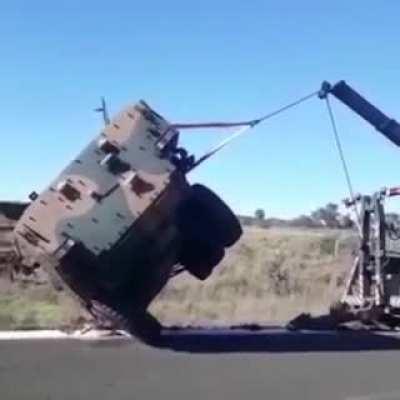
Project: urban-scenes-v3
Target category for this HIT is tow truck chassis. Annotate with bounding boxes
[337,187,400,327]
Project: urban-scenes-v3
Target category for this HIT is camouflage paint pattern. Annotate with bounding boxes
[14,101,188,271]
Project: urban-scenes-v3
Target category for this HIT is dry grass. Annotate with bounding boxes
[150,227,357,325]
[0,226,357,328]
[0,286,86,330]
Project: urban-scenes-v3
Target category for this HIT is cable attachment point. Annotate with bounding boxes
[249,119,261,127]
[318,81,333,99]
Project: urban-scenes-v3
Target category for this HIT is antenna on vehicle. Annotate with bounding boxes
[94,97,110,126]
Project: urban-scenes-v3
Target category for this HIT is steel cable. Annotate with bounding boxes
[324,97,362,233]
[189,90,319,171]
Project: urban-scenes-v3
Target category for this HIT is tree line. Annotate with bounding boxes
[248,203,354,229]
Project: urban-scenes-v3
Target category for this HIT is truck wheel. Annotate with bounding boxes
[179,239,224,280]
[177,184,242,247]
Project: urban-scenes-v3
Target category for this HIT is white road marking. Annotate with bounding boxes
[0,330,130,340]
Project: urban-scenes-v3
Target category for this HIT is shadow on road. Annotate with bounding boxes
[154,327,400,353]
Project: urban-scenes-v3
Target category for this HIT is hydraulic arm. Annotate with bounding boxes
[320,80,400,147]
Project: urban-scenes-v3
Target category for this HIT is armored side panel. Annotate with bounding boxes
[14,101,183,259]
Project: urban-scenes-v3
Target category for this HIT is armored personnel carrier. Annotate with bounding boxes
[10,101,242,340]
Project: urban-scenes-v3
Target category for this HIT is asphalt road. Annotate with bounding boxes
[2,329,400,400]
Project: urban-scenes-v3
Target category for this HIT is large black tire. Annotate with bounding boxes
[177,184,242,248]
[179,239,225,280]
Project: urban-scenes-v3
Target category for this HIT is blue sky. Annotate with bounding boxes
[1,1,400,217]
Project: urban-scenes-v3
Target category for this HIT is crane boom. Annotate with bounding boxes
[320,80,400,147]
